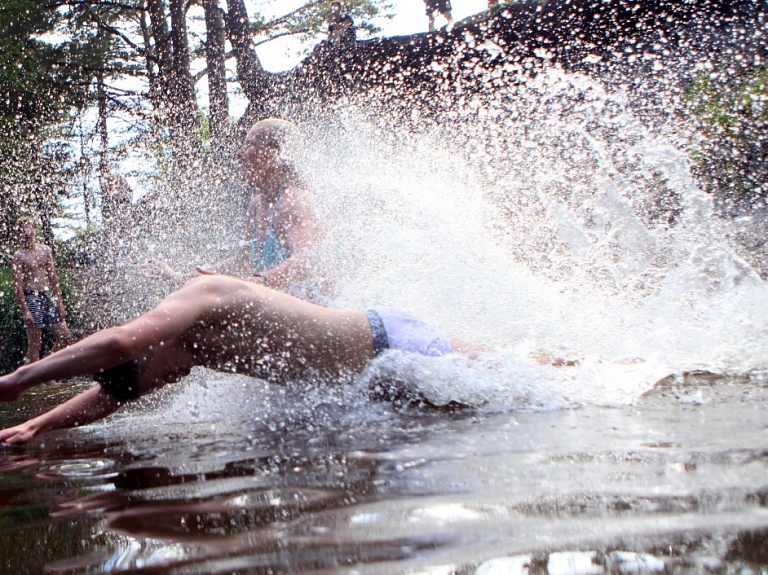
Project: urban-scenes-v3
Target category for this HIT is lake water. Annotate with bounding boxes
[0,369,767,574]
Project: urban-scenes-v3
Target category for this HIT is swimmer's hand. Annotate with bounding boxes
[138,260,182,281]
[0,420,38,445]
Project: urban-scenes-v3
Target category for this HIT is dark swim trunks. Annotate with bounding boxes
[23,290,60,329]
[365,307,452,357]
[425,0,452,15]
[94,360,141,402]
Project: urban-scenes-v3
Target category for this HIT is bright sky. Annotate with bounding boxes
[253,0,487,72]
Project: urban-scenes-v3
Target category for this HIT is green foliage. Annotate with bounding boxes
[0,0,124,258]
[0,0,115,123]
[0,266,25,372]
[0,0,60,123]
[250,0,394,47]
[685,64,768,213]
[0,1,68,251]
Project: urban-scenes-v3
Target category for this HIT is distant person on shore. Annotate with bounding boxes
[99,167,136,249]
[0,273,483,445]
[11,217,73,364]
[145,119,329,300]
[327,2,356,45]
[488,0,499,8]
[424,0,454,31]
[99,168,134,225]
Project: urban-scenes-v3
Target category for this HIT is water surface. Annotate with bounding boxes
[1,370,767,574]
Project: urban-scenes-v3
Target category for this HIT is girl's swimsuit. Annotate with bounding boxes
[251,187,291,271]
[365,307,452,357]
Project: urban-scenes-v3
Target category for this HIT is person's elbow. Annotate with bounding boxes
[99,326,143,363]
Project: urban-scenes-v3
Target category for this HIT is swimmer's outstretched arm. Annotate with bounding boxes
[0,323,142,403]
[0,277,248,445]
[0,386,120,445]
[0,279,218,445]
[0,277,215,402]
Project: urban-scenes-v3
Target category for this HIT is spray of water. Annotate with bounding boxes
[290,65,768,409]
[89,55,768,418]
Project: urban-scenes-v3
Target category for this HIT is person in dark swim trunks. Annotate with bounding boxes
[11,217,73,363]
[0,274,482,445]
[24,290,60,330]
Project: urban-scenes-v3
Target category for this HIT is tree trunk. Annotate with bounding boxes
[224,0,270,120]
[96,71,109,223]
[167,0,198,136]
[146,0,171,104]
[146,0,199,143]
[204,0,229,138]
[138,5,160,111]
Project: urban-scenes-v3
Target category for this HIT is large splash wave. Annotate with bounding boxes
[294,66,768,409]
[96,61,768,416]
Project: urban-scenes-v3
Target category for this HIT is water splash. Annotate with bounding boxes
[89,60,768,415]
[292,66,768,408]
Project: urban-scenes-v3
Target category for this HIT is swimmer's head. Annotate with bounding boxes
[16,216,37,243]
[248,118,300,153]
[237,118,302,185]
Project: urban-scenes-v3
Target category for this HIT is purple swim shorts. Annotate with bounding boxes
[364,307,451,357]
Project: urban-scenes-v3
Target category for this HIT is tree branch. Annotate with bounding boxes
[81,4,153,61]
[253,28,313,48]
[258,1,325,32]
[43,0,142,12]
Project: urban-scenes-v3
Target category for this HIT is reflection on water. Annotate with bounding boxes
[0,373,767,574]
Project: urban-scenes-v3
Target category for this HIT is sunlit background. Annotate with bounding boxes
[253,0,485,71]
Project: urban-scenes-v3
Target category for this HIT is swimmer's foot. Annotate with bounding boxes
[611,356,645,365]
[536,353,583,367]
